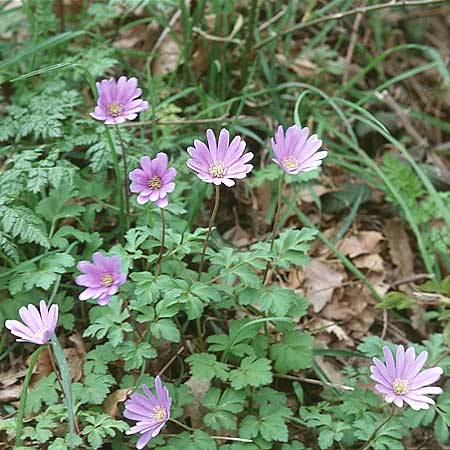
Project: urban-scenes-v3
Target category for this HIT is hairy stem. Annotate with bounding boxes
[115,124,130,215]
[104,125,126,231]
[157,208,166,276]
[47,345,65,394]
[263,174,284,284]
[169,417,195,432]
[198,185,220,278]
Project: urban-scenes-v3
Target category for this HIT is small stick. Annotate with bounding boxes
[342,4,364,85]
[274,372,354,391]
[256,0,450,49]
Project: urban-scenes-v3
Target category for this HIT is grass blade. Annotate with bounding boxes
[14,346,45,446]
[51,336,75,450]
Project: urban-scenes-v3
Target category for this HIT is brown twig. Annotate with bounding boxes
[122,115,246,127]
[375,90,427,147]
[256,0,450,49]
[274,372,354,391]
[342,3,365,85]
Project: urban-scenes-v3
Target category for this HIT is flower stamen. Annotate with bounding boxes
[209,161,225,177]
[108,102,123,117]
[101,274,114,286]
[281,156,298,171]
[152,406,167,421]
[148,175,162,190]
[393,378,409,395]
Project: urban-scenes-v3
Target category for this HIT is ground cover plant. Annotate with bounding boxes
[1,0,450,449]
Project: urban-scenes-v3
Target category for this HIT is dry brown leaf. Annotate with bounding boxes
[298,185,328,203]
[103,388,132,418]
[185,377,210,428]
[32,347,53,382]
[0,368,28,387]
[276,54,318,78]
[311,318,352,343]
[384,218,414,276]
[152,35,181,76]
[353,254,385,273]
[314,356,344,385]
[337,231,384,258]
[304,260,344,313]
[0,384,22,403]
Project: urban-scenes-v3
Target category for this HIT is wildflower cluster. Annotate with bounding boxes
[2,75,446,450]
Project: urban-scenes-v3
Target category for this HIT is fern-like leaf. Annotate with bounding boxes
[0,204,50,248]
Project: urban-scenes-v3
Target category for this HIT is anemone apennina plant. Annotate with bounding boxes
[129,152,177,275]
[90,76,149,216]
[186,128,253,277]
[263,124,327,284]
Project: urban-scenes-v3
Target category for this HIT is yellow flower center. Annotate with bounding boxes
[101,274,114,286]
[209,161,225,177]
[393,378,409,395]
[152,406,167,421]
[148,175,162,189]
[108,102,123,117]
[282,156,298,170]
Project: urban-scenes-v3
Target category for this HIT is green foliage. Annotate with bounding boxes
[1,2,448,449]
[270,331,313,373]
[0,204,50,249]
[229,357,273,390]
[203,388,246,431]
[240,405,292,442]
[80,412,127,450]
[186,353,229,381]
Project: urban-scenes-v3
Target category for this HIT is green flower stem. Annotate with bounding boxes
[157,207,166,276]
[169,417,195,432]
[360,406,395,450]
[195,185,220,352]
[198,184,220,278]
[51,335,77,449]
[115,124,130,216]
[47,345,65,394]
[263,174,284,285]
[15,345,45,446]
[104,125,126,231]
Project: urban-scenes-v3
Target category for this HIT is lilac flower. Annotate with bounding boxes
[129,153,176,208]
[124,376,171,449]
[75,252,126,306]
[187,128,254,186]
[5,300,58,345]
[90,76,149,125]
[370,345,443,410]
[271,125,327,174]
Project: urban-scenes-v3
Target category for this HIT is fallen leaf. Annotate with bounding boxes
[304,260,344,313]
[103,388,132,418]
[384,218,414,276]
[337,231,384,258]
[353,254,384,273]
[185,377,210,428]
[152,34,181,76]
[0,384,22,403]
[276,54,318,78]
[0,368,28,387]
